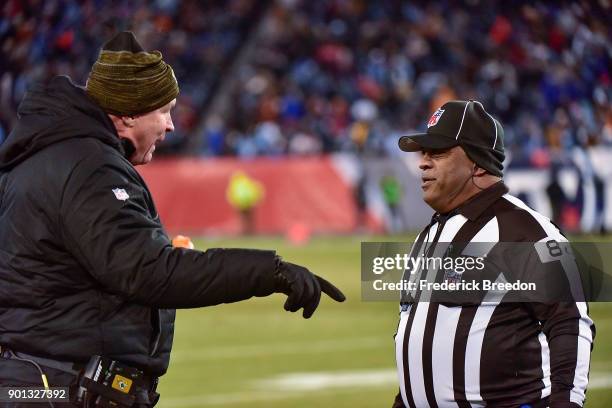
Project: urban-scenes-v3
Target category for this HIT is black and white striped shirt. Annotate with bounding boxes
[393,181,595,408]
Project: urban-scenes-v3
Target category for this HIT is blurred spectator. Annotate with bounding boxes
[380,173,403,233]
[226,171,265,234]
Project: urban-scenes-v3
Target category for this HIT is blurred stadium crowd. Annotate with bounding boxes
[1,0,611,168]
[0,0,263,149]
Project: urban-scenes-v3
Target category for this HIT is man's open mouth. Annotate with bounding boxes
[421,177,435,188]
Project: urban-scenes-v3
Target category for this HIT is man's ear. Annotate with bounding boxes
[121,116,136,128]
[473,165,488,177]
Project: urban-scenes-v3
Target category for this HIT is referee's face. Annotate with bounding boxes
[418,146,477,213]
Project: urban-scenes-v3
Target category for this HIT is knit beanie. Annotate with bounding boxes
[86,31,179,116]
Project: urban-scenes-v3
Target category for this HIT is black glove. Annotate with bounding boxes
[274,257,346,318]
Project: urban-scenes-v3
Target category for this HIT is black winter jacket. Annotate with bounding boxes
[0,76,277,377]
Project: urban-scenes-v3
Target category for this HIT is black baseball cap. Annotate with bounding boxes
[398,100,505,177]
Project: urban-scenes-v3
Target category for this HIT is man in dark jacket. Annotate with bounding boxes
[0,32,344,407]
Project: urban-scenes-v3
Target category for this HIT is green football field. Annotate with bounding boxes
[157,235,612,407]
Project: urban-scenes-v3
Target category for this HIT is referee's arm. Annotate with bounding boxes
[527,301,594,408]
[521,243,595,408]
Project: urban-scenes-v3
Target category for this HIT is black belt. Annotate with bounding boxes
[0,346,159,406]
[0,345,82,376]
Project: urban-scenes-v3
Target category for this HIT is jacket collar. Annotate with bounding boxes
[444,180,509,222]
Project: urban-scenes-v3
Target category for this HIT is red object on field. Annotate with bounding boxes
[137,157,358,235]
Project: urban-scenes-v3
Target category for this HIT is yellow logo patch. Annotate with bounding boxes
[111,374,133,393]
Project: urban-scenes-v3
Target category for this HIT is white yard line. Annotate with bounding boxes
[589,374,612,389]
[161,369,612,407]
[256,368,397,391]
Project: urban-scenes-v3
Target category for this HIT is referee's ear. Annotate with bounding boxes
[472,164,488,177]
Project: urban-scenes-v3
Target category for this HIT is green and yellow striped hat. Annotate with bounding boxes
[86,31,179,116]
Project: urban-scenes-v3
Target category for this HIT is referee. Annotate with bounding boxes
[393,100,594,408]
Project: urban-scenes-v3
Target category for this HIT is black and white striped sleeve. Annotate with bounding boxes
[519,241,595,407]
[526,301,594,407]
[502,195,595,407]
[507,235,595,407]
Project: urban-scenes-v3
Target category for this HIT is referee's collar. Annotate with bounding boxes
[453,181,509,221]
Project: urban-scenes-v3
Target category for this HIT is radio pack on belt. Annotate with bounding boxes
[75,356,151,407]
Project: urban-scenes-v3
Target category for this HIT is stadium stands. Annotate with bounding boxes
[2,1,609,166]
[0,0,263,152]
[214,0,610,168]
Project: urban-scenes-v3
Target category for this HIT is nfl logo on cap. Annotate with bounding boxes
[427,108,445,128]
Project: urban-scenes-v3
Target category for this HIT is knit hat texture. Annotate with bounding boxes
[86,31,179,116]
